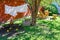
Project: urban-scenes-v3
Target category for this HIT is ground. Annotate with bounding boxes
[0,16,60,40]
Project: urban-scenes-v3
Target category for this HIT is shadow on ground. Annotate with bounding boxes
[0,24,25,40]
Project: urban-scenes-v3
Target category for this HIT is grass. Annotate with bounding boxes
[8,17,60,40]
[0,17,60,40]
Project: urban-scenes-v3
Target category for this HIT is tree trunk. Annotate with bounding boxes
[31,9,38,25]
[25,0,41,26]
[31,0,38,26]
[31,0,41,26]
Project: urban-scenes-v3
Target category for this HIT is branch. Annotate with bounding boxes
[25,0,33,12]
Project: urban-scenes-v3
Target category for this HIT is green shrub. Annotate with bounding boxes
[45,4,58,16]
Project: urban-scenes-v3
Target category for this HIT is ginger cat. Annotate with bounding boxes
[37,10,49,19]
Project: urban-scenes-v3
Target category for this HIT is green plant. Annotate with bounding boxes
[45,4,58,16]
